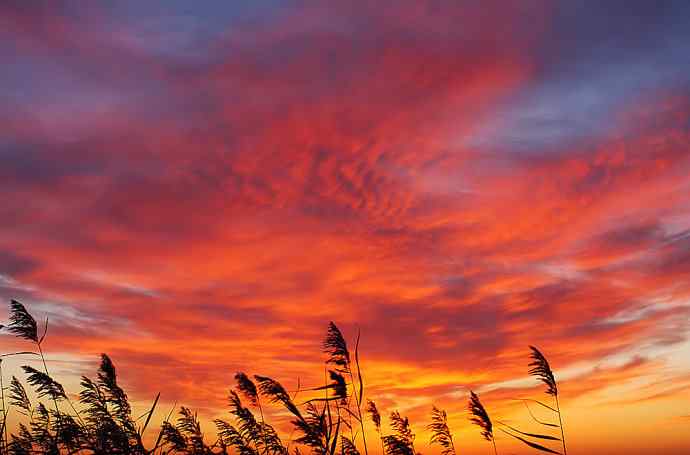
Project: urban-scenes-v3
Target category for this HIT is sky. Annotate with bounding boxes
[1,1,690,454]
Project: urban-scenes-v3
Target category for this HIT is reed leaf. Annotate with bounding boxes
[497,421,560,440]
[518,400,560,427]
[498,428,561,454]
[140,392,160,436]
[329,417,341,455]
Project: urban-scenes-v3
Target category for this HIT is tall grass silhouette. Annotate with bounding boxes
[0,299,568,454]
[427,407,454,455]
[365,400,383,454]
[468,391,496,455]
[527,346,567,455]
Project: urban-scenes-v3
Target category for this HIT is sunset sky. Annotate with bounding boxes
[1,1,690,454]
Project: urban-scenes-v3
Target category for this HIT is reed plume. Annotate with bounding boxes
[365,399,384,454]
[468,391,496,455]
[161,420,188,451]
[253,375,338,455]
[228,389,284,454]
[291,402,331,455]
[389,412,413,446]
[218,391,260,451]
[427,406,455,455]
[382,411,415,455]
[528,346,557,396]
[365,400,380,433]
[9,377,32,417]
[322,323,368,455]
[330,371,347,404]
[21,366,66,402]
[97,354,133,424]
[8,423,33,455]
[254,375,302,420]
[4,300,76,438]
[257,422,286,455]
[528,346,567,455]
[234,372,277,455]
[216,418,256,455]
[236,372,260,406]
[79,353,144,453]
[177,406,210,454]
[341,435,360,455]
[323,322,350,371]
[4,300,39,343]
[311,370,348,405]
[490,347,565,454]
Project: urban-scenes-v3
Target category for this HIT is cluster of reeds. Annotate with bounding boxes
[0,300,162,454]
[0,300,567,454]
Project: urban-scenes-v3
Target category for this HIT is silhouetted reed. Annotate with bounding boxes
[527,345,567,455]
[232,372,272,455]
[322,323,367,455]
[3,300,39,343]
[470,346,565,455]
[468,391,496,455]
[8,377,31,417]
[381,411,417,455]
[427,407,454,455]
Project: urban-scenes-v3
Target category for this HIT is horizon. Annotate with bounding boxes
[1,1,690,454]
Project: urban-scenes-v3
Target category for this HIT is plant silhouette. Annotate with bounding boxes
[468,391,496,455]
[0,300,568,455]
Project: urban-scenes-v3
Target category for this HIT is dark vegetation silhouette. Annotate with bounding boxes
[426,408,454,455]
[0,300,567,454]
[467,391,495,455]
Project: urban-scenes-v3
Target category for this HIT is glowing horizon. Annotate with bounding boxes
[1,2,689,454]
